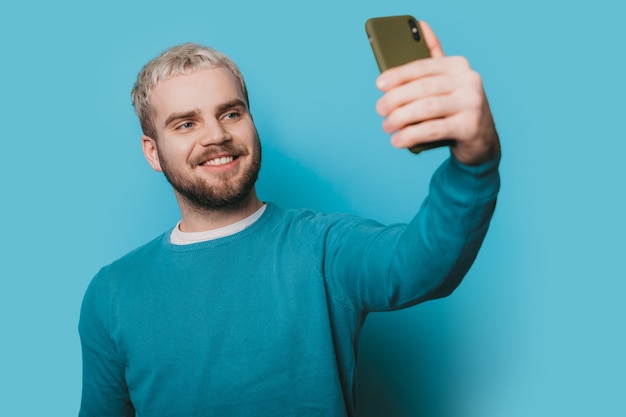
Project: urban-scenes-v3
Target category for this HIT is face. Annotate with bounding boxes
[142,67,261,211]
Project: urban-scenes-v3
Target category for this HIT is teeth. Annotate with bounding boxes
[204,156,234,166]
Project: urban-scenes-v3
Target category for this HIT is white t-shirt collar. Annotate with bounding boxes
[169,204,267,245]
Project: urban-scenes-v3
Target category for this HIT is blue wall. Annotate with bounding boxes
[1,0,624,415]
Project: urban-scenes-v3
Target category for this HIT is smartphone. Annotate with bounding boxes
[366,15,452,154]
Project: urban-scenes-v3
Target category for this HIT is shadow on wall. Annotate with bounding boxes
[255,139,454,417]
[356,307,454,417]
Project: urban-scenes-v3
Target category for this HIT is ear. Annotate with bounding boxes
[141,135,163,172]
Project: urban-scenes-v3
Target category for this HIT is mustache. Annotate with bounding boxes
[191,144,249,166]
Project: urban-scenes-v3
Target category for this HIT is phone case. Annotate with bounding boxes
[365,15,430,72]
[366,15,451,154]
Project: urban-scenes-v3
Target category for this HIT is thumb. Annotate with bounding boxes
[419,21,445,58]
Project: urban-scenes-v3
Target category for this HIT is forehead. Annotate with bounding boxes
[150,67,244,120]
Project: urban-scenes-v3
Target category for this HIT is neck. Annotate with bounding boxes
[175,190,263,233]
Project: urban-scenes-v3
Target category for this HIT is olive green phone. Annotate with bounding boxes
[366,15,452,154]
[365,15,430,72]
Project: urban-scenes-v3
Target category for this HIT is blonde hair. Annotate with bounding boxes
[131,43,249,138]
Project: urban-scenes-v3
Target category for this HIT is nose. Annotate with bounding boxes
[199,119,231,146]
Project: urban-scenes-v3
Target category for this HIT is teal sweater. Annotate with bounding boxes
[79,156,500,417]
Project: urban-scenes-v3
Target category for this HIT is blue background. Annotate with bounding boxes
[1,0,624,415]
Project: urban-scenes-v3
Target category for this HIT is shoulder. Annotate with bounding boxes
[113,231,170,269]
[262,202,387,244]
[87,230,171,290]
[265,201,376,226]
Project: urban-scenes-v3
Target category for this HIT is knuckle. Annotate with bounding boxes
[421,97,442,117]
[467,70,483,87]
[452,55,470,70]
[455,82,484,110]
[465,91,483,109]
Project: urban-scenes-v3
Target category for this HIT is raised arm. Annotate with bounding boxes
[323,22,501,311]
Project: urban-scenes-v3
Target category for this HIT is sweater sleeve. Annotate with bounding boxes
[323,154,500,313]
[78,271,135,417]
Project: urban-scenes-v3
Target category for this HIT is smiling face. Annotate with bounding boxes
[142,67,261,214]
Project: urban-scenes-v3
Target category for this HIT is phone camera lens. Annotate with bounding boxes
[407,19,421,42]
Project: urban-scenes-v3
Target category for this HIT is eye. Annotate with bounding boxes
[177,121,194,130]
[223,111,241,121]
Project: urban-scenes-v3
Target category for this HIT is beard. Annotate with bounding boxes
[157,137,261,212]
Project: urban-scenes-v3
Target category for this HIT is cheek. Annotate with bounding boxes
[236,123,259,145]
[159,139,193,161]
[155,143,183,170]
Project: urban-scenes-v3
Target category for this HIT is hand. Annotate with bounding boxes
[375,21,500,166]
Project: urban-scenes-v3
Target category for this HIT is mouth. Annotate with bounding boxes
[200,155,239,166]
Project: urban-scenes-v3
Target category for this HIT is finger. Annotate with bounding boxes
[376,55,469,93]
[382,93,464,134]
[419,21,445,59]
[380,72,483,134]
[376,75,454,116]
[389,118,456,149]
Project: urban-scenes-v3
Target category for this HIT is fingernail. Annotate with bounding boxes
[376,76,388,90]
[376,100,386,116]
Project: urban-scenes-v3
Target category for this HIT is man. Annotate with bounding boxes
[79,21,500,416]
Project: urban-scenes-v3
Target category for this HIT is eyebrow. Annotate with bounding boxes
[216,99,248,115]
[164,109,201,128]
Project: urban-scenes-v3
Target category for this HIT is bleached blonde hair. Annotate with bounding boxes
[131,43,249,138]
